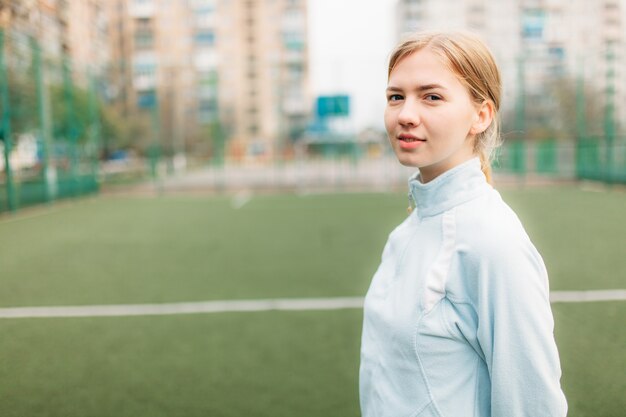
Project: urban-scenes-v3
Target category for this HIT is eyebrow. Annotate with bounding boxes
[386,84,447,92]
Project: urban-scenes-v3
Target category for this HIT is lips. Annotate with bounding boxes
[398,134,425,143]
[396,134,426,150]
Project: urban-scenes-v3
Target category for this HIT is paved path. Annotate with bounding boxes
[0,290,624,319]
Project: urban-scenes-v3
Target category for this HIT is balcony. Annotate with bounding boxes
[281,10,304,32]
[284,49,305,64]
[132,51,157,91]
[197,85,217,99]
[134,30,154,49]
[194,50,218,70]
[129,0,156,18]
[133,73,157,91]
[282,96,308,115]
[194,13,216,28]
[283,31,305,54]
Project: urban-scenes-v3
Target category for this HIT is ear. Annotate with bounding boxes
[470,100,494,135]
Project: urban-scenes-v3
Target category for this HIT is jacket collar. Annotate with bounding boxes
[408,157,491,219]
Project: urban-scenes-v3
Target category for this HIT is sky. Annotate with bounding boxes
[308,0,398,131]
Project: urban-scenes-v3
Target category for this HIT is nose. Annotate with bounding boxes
[397,100,420,127]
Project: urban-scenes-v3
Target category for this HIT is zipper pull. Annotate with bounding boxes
[407,192,415,215]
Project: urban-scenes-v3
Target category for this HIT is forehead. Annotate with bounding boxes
[388,48,463,88]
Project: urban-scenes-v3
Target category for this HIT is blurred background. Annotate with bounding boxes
[0,1,624,417]
[0,0,624,205]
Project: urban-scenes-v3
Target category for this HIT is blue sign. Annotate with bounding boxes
[317,95,350,118]
[138,91,157,109]
[522,9,545,40]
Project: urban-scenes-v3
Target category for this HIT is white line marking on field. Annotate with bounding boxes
[549,289,626,303]
[0,297,365,319]
[231,190,252,209]
[0,290,624,319]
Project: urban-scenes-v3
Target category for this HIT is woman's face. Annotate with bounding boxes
[384,48,487,182]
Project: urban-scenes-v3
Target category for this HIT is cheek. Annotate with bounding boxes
[438,105,476,134]
[383,108,395,134]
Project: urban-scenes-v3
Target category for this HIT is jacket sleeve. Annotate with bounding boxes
[474,233,568,417]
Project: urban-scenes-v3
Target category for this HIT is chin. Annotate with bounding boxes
[395,153,424,168]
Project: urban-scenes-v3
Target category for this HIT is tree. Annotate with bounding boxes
[500,76,605,141]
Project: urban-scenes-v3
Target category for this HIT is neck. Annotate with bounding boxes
[409,157,491,218]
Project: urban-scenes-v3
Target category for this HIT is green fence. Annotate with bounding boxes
[0,29,103,213]
[2,28,625,214]
[575,138,626,183]
[494,138,626,183]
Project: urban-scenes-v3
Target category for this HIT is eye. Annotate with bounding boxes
[424,94,442,101]
[387,94,404,102]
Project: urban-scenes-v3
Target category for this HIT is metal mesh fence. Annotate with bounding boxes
[495,138,626,183]
[0,29,101,213]
[1,29,625,214]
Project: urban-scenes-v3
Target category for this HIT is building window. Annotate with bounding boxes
[136,17,151,29]
[198,99,217,123]
[283,31,304,50]
[134,30,154,48]
[137,90,157,109]
[198,71,218,85]
[548,46,565,60]
[199,99,216,112]
[522,9,545,40]
[193,2,215,26]
[192,2,215,13]
[133,62,156,76]
[195,30,215,45]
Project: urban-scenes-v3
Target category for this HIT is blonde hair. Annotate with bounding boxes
[388,31,502,184]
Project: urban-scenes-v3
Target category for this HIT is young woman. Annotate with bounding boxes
[359,32,567,417]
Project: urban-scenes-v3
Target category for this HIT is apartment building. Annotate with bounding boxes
[1,0,112,94]
[218,0,309,157]
[395,0,625,137]
[65,0,109,82]
[0,0,65,58]
[107,0,309,159]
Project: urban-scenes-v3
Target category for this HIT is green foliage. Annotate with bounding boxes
[48,84,89,141]
[208,120,226,162]
[48,83,135,148]
[501,76,605,141]
[0,39,141,153]
[100,105,150,154]
[2,61,38,135]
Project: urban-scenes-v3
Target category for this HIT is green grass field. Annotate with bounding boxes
[1,186,624,416]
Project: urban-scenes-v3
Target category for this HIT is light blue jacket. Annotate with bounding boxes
[360,158,567,417]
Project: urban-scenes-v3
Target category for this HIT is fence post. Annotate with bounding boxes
[63,56,80,195]
[150,94,163,193]
[536,139,557,174]
[32,36,54,202]
[515,55,526,137]
[88,71,101,184]
[511,140,527,175]
[575,58,587,138]
[603,43,616,183]
[575,57,587,180]
[0,29,17,212]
